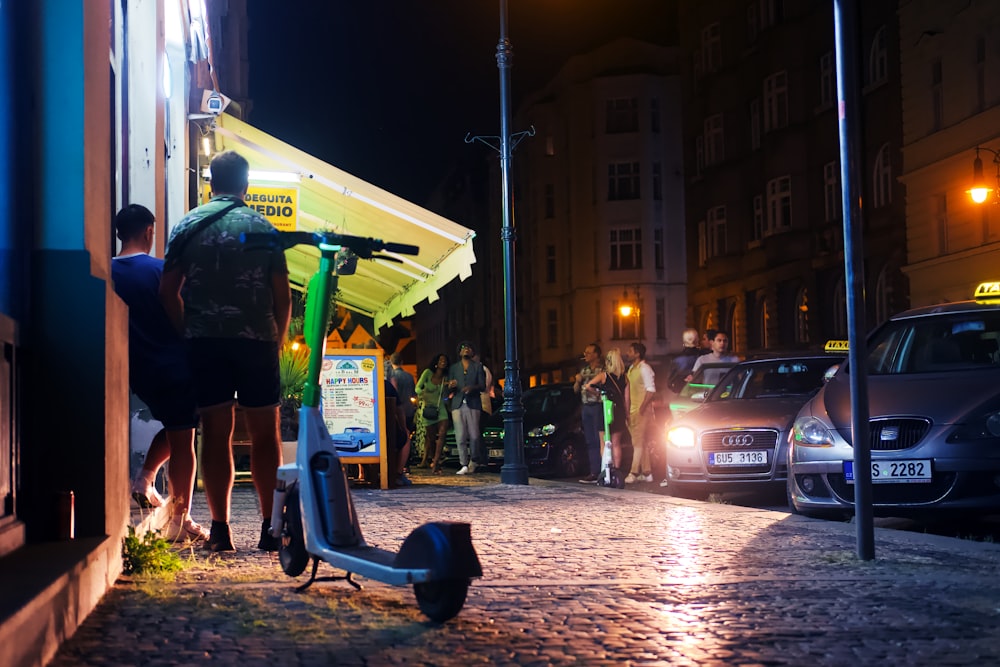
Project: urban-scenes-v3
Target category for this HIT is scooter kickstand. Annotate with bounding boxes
[295,558,321,593]
[344,571,362,590]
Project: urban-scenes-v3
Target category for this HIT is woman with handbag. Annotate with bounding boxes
[416,352,451,472]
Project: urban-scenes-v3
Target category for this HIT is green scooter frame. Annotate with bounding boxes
[596,393,624,488]
[241,230,482,622]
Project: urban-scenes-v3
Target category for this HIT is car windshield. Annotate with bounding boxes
[680,365,732,398]
[864,311,1000,375]
[522,387,576,416]
[707,358,839,401]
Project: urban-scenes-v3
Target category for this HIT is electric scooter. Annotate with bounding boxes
[596,392,625,489]
[241,229,482,623]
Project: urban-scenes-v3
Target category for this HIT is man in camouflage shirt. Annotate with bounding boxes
[160,150,291,553]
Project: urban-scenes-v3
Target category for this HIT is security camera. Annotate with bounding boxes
[206,93,224,115]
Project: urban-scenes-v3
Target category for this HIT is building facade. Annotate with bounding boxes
[0,3,246,666]
[898,0,1000,304]
[678,0,909,354]
[507,38,686,384]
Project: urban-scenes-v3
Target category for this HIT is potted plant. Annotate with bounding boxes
[279,340,309,441]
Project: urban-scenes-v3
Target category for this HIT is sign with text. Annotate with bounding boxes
[244,185,299,231]
[318,350,385,465]
[200,183,299,231]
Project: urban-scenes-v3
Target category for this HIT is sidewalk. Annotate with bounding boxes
[54,468,1000,666]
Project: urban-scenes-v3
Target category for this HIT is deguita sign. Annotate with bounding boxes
[202,183,299,231]
[245,186,298,231]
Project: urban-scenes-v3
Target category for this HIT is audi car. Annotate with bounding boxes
[788,282,1000,519]
[665,355,843,499]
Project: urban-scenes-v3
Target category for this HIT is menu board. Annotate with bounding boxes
[318,350,386,467]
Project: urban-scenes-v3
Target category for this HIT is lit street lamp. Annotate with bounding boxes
[968,146,1000,204]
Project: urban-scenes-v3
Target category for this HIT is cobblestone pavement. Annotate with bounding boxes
[52,469,1000,666]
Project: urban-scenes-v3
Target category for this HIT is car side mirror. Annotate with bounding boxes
[691,391,707,403]
[823,364,840,383]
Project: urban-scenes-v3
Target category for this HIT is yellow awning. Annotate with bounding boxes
[213,113,476,332]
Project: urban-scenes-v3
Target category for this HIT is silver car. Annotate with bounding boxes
[666,356,842,499]
[789,284,1000,518]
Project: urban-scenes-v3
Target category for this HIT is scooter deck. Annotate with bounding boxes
[332,543,397,567]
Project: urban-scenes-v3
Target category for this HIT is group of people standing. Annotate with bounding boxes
[413,341,493,475]
[573,328,739,487]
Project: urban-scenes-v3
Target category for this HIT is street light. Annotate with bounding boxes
[617,285,641,339]
[968,146,1000,204]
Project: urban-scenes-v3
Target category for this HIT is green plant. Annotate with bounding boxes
[279,342,310,403]
[122,526,183,575]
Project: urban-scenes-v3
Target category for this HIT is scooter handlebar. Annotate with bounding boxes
[239,230,419,258]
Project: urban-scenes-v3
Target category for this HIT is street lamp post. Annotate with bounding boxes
[465,0,532,484]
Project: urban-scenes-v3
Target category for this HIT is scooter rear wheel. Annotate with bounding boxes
[413,578,470,623]
[279,485,309,577]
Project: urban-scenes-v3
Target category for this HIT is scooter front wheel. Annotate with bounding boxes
[413,578,470,623]
[279,485,309,577]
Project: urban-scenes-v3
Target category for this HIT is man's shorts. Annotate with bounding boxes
[133,372,199,431]
[187,338,280,409]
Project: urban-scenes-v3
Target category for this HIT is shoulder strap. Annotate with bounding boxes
[169,201,242,260]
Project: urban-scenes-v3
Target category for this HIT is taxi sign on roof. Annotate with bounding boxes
[974,281,1000,303]
[824,339,849,353]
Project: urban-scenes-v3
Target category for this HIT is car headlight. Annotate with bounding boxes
[947,409,1000,441]
[667,426,695,449]
[527,424,556,438]
[790,416,835,447]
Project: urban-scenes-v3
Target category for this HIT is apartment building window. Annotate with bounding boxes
[931,58,943,132]
[656,298,666,340]
[832,278,846,338]
[547,308,558,348]
[608,161,640,200]
[824,161,841,221]
[546,244,556,283]
[795,287,809,344]
[650,97,661,133]
[697,219,707,267]
[544,183,555,218]
[695,136,704,177]
[977,37,986,113]
[868,26,887,85]
[749,98,761,150]
[757,296,771,349]
[752,194,764,241]
[765,176,792,235]
[610,228,642,270]
[652,161,663,201]
[819,52,835,108]
[704,114,724,165]
[707,205,727,259]
[872,143,892,208]
[606,97,638,134]
[763,71,788,132]
[701,22,721,73]
[759,0,781,30]
[654,228,664,270]
[935,193,949,254]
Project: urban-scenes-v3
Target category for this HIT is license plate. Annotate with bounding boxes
[709,450,767,466]
[489,448,504,459]
[843,459,932,484]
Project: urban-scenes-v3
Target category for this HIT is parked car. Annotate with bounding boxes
[788,282,1000,519]
[665,355,843,499]
[667,361,738,420]
[331,426,376,452]
[443,384,587,477]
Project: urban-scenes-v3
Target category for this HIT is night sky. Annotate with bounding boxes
[246,1,677,205]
